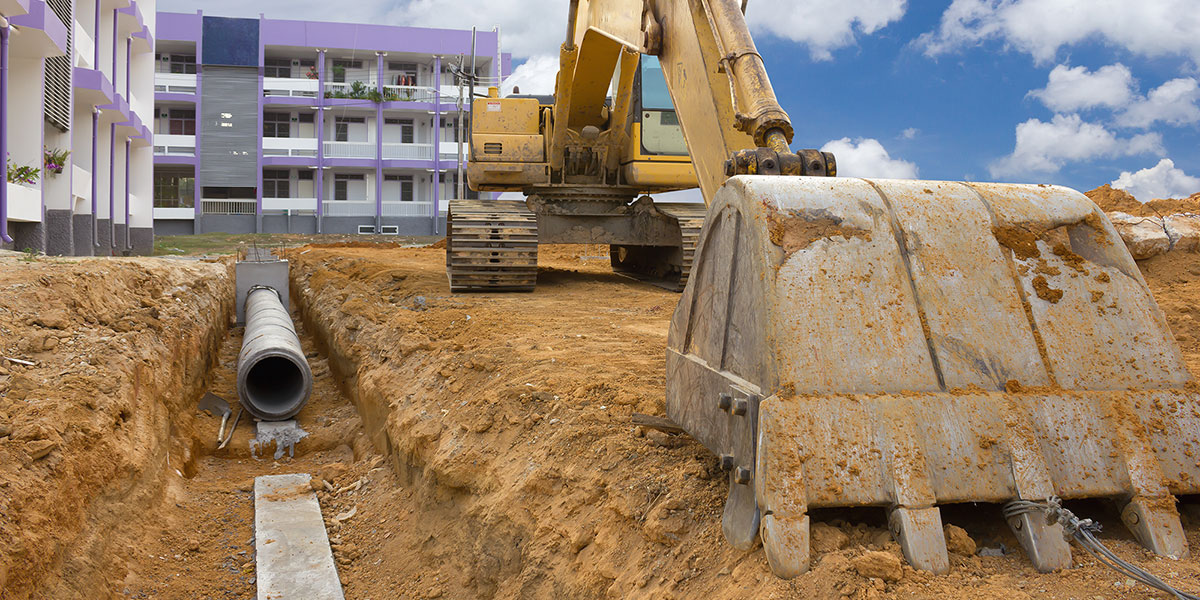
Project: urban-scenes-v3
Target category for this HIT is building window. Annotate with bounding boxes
[334,173,364,201]
[164,54,197,75]
[440,116,468,142]
[388,62,418,87]
[168,108,196,135]
[331,60,363,83]
[385,174,415,201]
[264,58,292,78]
[334,116,365,142]
[154,172,195,208]
[298,171,314,181]
[385,118,414,144]
[263,170,290,198]
[298,113,315,124]
[263,113,291,138]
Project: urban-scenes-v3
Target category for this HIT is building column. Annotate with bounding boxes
[0,22,10,245]
[193,13,204,234]
[375,52,384,232]
[107,122,116,252]
[316,49,325,233]
[255,15,265,233]
[432,55,441,235]
[123,138,131,251]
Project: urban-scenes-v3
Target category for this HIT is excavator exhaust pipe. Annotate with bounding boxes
[236,254,313,421]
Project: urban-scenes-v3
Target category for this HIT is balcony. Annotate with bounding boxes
[323,141,375,159]
[382,201,433,217]
[155,72,197,94]
[74,21,94,69]
[263,137,318,158]
[6,182,42,222]
[154,134,195,156]
[322,200,374,217]
[201,199,256,215]
[153,207,195,220]
[262,197,318,211]
[383,85,437,103]
[382,143,433,161]
[72,164,91,203]
[264,77,319,98]
[439,142,468,162]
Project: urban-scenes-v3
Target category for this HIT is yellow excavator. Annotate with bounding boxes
[447,0,1200,578]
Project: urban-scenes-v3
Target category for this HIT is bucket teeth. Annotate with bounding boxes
[888,506,950,575]
[760,513,810,579]
[1006,506,1073,572]
[1122,497,1189,559]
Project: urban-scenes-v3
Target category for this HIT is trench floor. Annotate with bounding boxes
[116,318,390,599]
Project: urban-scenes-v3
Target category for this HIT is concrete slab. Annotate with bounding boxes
[254,474,344,600]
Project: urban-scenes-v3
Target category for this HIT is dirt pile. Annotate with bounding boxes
[1088,184,1200,216]
[0,256,231,598]
[288,243,1200,599]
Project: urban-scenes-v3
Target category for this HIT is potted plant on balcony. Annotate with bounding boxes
[43,148,70,176]
[7,154,40,185]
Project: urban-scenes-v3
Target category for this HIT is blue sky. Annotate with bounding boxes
[163,0,1200,200]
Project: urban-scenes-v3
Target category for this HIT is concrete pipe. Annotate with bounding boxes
[237,286,313,420]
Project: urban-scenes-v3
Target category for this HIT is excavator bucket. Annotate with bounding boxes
[667,176,1200,578]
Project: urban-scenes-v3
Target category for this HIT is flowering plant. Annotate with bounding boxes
[44,147,70,175]
[7,154,40,185]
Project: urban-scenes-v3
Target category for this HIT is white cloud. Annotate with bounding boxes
[900,127,920,140]
[821,138,919,179]
[918,0,1200,64]
[502,54,559,96]
[1028,64,1136,112]
[745,0,907,60]
[989,113,1163,178]
[1117,78,1200,128]
[1112,158,1200,201]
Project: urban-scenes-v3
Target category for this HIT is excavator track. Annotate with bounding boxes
[445,199,539,292]
[610,202,708,292]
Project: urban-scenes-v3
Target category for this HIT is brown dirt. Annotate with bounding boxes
[1088,185,1200,216]
[284,242,1200,600]
[0,256,231,598]
[4,239,1200,599]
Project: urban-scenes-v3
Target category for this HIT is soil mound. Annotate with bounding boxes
[1088,184,1200,216]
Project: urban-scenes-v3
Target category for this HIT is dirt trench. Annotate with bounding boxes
[286,243,1200,600]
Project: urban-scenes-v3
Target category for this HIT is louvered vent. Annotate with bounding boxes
[44,0,72,131]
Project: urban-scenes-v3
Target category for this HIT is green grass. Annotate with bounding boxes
[153,232,442,256]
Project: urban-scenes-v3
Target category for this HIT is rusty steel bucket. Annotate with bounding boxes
[666,176,1200,577]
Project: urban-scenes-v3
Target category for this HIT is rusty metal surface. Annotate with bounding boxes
[666,176,1200,576]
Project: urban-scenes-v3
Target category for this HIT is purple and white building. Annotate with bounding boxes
[1,0,157,255]
[152,11,509,237]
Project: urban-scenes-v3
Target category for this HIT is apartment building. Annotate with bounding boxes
[152,12,509,236]
[1,0,156,255]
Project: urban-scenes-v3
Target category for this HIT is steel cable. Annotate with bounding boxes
[1003,497,1198,600]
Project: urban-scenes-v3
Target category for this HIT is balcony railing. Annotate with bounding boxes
[202,199,257,215]
[382,201,433,217]
[382,143,433,160]
[323,141,375,159]
[264,137,318,157]
[322,200,375,217]
[154,73,197,94]
[154,134,196,156]
[262,197,318,211]
[383,85,438,103]
[439,142,468,162]
[264,77,319,98]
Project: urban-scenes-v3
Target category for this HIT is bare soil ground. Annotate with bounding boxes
[287,242,1200,600]
[2,239,1199,599]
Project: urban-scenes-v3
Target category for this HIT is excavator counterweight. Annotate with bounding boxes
[449,0,1200,577]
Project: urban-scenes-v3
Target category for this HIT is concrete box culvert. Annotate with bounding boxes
[237,283,313,421]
